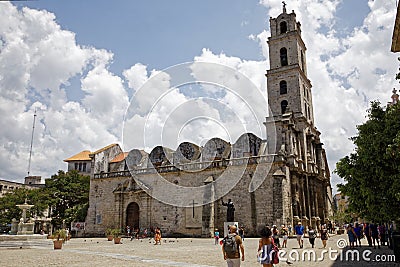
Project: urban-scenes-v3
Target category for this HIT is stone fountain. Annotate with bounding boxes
[0,200,50,246]
[15,199,35,235]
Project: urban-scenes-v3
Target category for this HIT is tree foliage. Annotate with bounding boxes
[335,101,400,222]
[0,170,90,228]
[45,170,90,227]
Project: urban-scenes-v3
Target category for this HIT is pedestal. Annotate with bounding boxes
[223,222,238,238]
[17,222,34,235]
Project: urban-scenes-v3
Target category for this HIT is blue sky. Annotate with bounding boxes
[15,0,371,73]
[1,0,399,194]
[17,1,268,72]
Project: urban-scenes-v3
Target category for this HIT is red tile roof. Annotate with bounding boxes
[110,152,129,163]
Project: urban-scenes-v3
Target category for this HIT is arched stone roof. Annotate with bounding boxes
[126,149,148,169]
[201,137,231,162]
[148,146,174,167]
[174,142,201,164]
[231,133,262,158]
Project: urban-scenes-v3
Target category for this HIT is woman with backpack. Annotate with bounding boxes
[257,225,278,267]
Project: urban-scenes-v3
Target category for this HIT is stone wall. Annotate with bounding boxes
[85,159,290,237]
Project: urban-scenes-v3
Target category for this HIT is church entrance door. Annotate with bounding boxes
[126,202,139,229]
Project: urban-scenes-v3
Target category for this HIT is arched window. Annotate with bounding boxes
[280,48,288,66]
[279,80,287,94]
[281,100,288,114]
[280,21,288,34]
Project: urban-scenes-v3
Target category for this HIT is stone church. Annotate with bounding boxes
[65,5,333,237]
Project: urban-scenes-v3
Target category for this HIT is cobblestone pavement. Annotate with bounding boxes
[0,234,398,266]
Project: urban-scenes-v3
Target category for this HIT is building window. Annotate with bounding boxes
[280,80,287,94]
[301,51,305,71]
[280,48,288,66]
[96,214,102,224]
[280,21,288,34]
[75,163,78,170]
[281,100,288,114]
[83,163,87,172]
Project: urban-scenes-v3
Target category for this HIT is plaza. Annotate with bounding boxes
[0,234,397,266]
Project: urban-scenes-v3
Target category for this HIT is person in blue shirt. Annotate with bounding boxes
[214,229,220,245]
[353,223,362,247]
[294,221,304,248]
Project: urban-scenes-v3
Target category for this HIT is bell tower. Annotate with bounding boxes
[264,3,333,228]
[266,3,314,123]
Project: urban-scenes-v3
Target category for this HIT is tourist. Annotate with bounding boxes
[347,224,357,248]
[378,223,386,246]
[272,225,280,248]
[288,224,292,237]
[353,223,363,247]
[133,227,139,240]
[222,225,244,267]
[320,225,329,248]
[370,223,380,249]
[257,225,273,267]
[294,221,304,248]
[154,227,162,245]
[238,226,245,241]
[308,226,317,248]
[280,224,288,248]
[214,228,220,245]
[327,221,333,234]
[364,223,372,247]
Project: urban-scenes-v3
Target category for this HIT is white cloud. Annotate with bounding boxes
[123,63,149,91]
[0,3,125,181]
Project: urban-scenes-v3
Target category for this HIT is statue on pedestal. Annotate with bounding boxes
[221,198,235,222]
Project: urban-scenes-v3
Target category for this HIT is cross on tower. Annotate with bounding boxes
[282,1,287,13]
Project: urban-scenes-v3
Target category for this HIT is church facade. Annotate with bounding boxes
[65,6,333,237]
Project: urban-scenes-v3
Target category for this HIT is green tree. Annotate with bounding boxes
[0,170,90,229]
[44,170,90,227]
[336,101,400,223]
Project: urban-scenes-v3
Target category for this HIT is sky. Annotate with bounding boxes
[0,0,398,194]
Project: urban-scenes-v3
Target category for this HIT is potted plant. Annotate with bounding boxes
[112,228,122,244]
[52,229,67,249]
[105,228,113,241]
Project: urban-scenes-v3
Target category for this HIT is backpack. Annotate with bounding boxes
[223,234,238,257]
[271,237,279,264]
